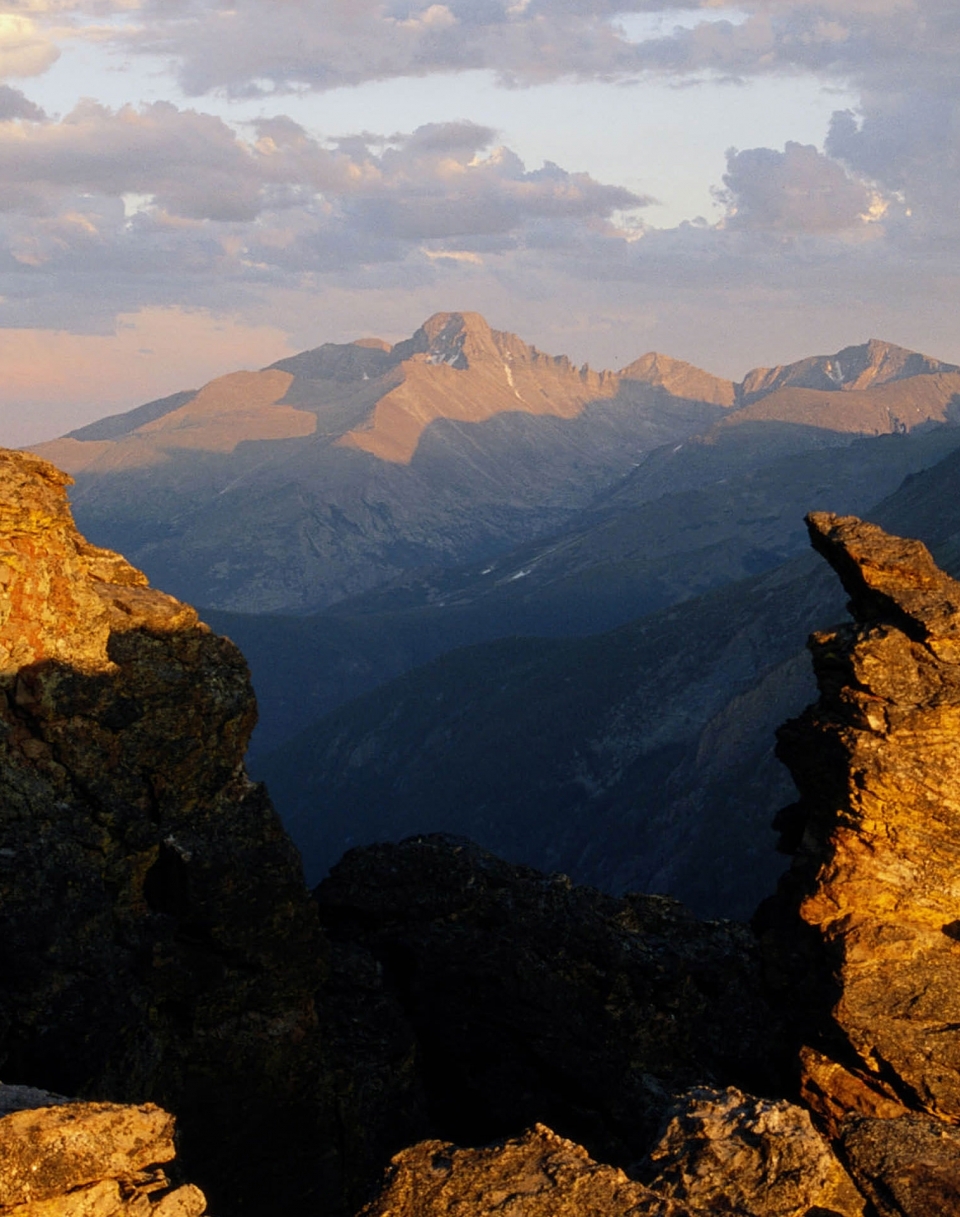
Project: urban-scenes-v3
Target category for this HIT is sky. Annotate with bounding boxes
[2,0,959,446]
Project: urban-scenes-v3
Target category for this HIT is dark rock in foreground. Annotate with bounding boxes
[6,445,960,1217]
[316,834,783,1168]
[0,450,323,1214]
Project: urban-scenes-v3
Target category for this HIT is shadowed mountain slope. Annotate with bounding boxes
[258,430,960,920]
[212,420,960,760]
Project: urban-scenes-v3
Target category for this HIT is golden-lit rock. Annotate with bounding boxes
[357,1124,670,1217]
[646,1086,864,1216]
[359,1089,865,1217]
[763,511,960,1122]
[0,1093,205,1217]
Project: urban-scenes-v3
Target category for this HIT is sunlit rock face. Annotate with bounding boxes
[358,1089,865,1217]
[0,449,324,1216]
[0,1084,206,1217]
[760,511,960,1123]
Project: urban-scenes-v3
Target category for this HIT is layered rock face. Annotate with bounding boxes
[749,510,960,1214]
[0,451,323,1214]
[765,512,960,1119]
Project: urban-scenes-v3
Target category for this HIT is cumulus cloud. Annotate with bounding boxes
[0,102,648,330]
[0,82,45,119]
[6,0,960,384]
[718,141,876,234]
[0,11,59,78]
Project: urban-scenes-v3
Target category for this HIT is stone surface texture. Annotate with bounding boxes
[0,1096,205,1217]
[645,1086,864,1216]
[356,1125,671,1217]
[0,450,323,1214]
[838,1113,960,1217]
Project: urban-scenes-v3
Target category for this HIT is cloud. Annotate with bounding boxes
[0,12,59,78]
[6,0,960,397]
[0,82,45,119]
[719,141,876,234]
[826,90,960,235]
[113,0,700,95]
[0,102,649,331]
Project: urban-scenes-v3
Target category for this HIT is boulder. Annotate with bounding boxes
[316,834,782,1166]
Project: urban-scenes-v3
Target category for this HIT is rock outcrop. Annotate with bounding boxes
[0,1085,205,1217]
[316,835,783,1167]
[359,1088,864,1217]
[761,512,960,1121]
[11,442,960,1217]
[750,510,960,1212]
[0,450,323,1214]
[643,1086,864,1215]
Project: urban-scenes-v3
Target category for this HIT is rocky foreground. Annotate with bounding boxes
[1,446,959,1215]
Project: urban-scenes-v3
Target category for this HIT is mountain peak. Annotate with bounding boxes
[620,351,736,407]
[413,311,503,370]
[741,338,959,401]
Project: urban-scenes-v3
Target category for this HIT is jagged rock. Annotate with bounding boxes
[0,1098,205,1217]
[0,450,323,1214]
[644,1086,864,1216]
[760,512,960,1123]
[355,1124,677,1217]
[316,835,783,1168]
[797,1047,909,1137]
[358,1089,866,1217]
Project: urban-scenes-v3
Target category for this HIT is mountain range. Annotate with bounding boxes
[26,314,960,917]
[32,314,960,615]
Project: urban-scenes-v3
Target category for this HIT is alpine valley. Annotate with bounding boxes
[28,311,960,917]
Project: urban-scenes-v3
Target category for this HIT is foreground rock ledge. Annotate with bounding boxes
[761,511,960,1124]
[0,1089,205,1217]
[359,1088,863,1217]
